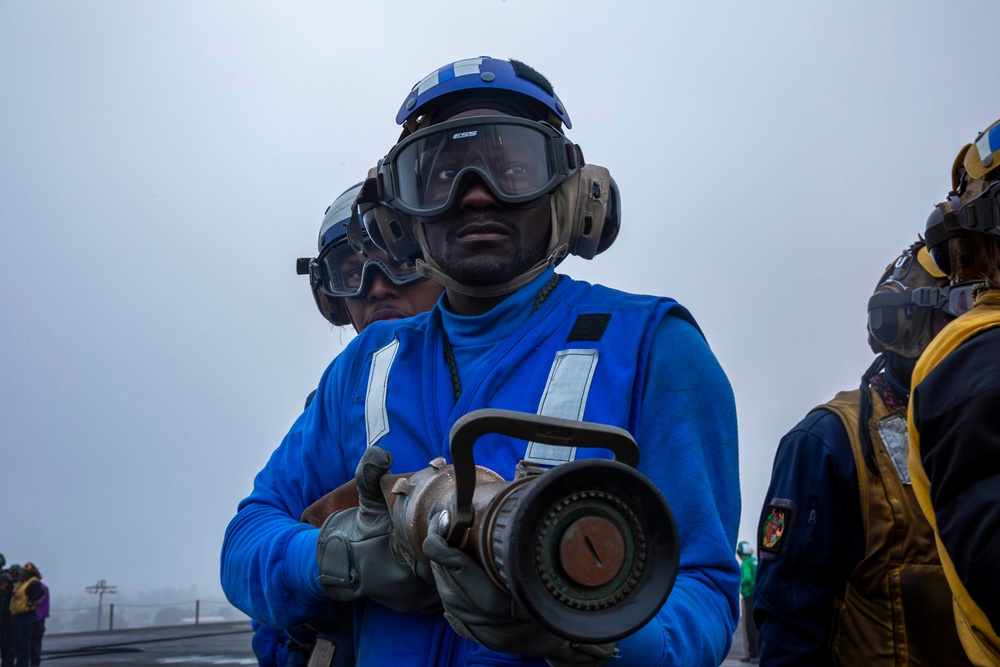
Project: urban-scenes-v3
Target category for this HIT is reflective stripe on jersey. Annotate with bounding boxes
[365,339,399,447]
[524,348,599,465]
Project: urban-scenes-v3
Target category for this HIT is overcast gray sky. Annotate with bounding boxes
[2,1,998,604]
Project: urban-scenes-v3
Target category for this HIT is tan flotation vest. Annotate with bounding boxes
[908,290,1000,666]
[822,389,971,666]
[9,577,38,616]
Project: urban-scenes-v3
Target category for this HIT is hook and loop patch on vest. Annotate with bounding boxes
[365,339,400,447]
[760,498,795,560]
[566,313,611,341]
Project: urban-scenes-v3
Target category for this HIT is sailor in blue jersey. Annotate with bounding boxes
[221,56,740,667]
[252,183,444,667]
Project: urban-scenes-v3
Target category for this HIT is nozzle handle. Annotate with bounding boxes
[445,409,639,547]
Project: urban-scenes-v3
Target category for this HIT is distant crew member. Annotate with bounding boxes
[755,240,975,665]
[736,541,758,663]
[910,117,1000,666]
[10,563,45,667]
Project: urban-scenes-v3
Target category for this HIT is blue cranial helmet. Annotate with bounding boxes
[354,57,619,300]
[298,183,425,326]
[317,183,363,254]
[396,56,571,134]
[297,183,364,326]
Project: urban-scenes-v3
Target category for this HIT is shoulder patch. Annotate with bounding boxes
[759,498,795,560]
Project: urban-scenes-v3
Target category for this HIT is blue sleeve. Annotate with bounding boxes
[753,409,864,667]
[252,621,292,667]
[614,312,741,666]
[221,356,355,630]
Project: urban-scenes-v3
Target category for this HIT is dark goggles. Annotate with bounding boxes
[867,282,977,318]
[926,183,1000,273]
[378,116,582,219]
[306,239,424,298]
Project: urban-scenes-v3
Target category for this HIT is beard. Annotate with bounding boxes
[429,212,550,287]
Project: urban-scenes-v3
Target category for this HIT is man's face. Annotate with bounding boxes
[343,245,444,331]
[420,109,552,287]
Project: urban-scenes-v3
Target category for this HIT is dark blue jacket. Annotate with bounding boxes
[754,408,865,666]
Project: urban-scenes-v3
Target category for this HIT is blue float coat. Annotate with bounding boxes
[222,268,740,666]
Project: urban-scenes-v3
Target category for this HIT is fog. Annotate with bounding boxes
[2,1,997,612]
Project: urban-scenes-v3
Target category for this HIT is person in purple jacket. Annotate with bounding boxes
[29,578,46,667]
[222,56,740,666]
[9,564,44,667]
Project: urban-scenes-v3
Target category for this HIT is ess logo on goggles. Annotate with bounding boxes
[377,116,583,219]
[309,239,424,298]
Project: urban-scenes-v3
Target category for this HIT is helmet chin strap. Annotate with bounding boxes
[412,201,570,299]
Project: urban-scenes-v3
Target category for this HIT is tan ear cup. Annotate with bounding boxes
[551,164,613,260]
[315,289,351,327]
[372,205,422,261]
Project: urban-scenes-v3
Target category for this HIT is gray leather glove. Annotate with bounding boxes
[316,446,440,613]
[422,513,617,666]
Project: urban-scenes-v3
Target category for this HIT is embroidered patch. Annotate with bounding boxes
[759,498,795,559]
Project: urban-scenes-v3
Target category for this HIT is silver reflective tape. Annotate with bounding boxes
[365,339,399,447]
[877,415,911,485]
[976,133,994,163]
[524,349,599,465]
[307,638,336,667]
[416,57,483,95]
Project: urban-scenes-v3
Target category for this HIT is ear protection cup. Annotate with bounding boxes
[925,193,967,275]
[867,249,913,351]
[314,289,351,327]
[867,285,903,348]
[370,203,422,261]
[551,164,621,260]
[866,243,949,358]
[598,175,621,255]
[349,166,423,261]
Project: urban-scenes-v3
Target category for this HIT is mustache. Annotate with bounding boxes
[444,212,520,244]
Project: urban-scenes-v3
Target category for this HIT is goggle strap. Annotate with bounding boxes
[296,257,324,291]
[347,176,380,255]
[868,284,975,318]
[868,287,948,311]
[958,186,1000,235]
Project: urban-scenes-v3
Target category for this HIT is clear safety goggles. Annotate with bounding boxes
[310,239,424,298]
[378,116,582,219]
[867,281,977,318]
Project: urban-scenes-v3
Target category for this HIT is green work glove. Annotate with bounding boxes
[422,513,617,666]
[316,446,440,613]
